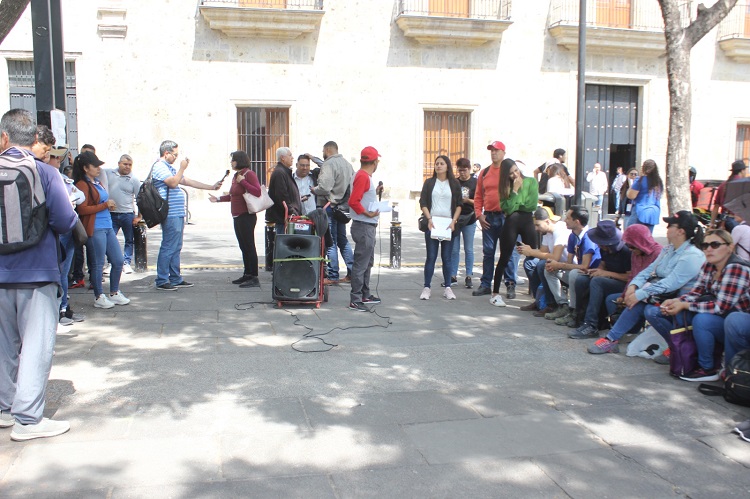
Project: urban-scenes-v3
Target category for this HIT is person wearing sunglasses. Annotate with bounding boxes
[587,211,705,355]
[645,229,750,381]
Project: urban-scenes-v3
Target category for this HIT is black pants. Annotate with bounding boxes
[493,211,538,293]
[234,212,258,276]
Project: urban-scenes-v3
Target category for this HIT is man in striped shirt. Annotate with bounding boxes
[151,140,223,291]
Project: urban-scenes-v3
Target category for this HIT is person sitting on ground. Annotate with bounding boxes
[644,229,750,381]
[731,213,750,261]
[568,220,632,339]
[545,206,601,327]
[489,158,539,307]
[587,210,705,355]
[517,206,570,314]
[725,309,750,376]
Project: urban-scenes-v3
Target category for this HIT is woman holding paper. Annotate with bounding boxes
[419,155,462,300]
[491,158,539,307]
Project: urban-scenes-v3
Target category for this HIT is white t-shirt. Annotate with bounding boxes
[541,220,571,261]
[732,223,750,261]
[546,176,574,196]
[431,179,453,218]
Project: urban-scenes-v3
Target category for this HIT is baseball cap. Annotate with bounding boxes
[731,160,747,173]
[663,210,698,236]
[533,206,560,222]
[49,144,69,158]
[487,141,505,151]
[79,150,105,167]
[360,146,380,162]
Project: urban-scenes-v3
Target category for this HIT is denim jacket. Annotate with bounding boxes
[630,240,706,302]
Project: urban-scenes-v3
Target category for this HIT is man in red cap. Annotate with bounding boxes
[347,146,381,311]
[472,140,520,299]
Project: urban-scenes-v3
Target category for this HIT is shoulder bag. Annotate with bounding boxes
[244,185,274,214]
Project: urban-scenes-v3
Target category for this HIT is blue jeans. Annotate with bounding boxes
[480,212,518,289]
[626,214,654,234]
[606,301,648,342]
[88,227,124,297]
[111,212,135,265]
[450,221,476,278]
[612,190,621,213]
[583,277,626,327]
[59,232,75,312]
[424,232,452,288]
[156,216,185,287]
[725,312,750,368]
[524,256,541,294]
[325,206,353,280]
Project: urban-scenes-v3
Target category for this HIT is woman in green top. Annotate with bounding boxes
[491,158,540,306]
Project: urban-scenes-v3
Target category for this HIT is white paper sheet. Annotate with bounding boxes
[368,200,392,212]
[430,216,453,240]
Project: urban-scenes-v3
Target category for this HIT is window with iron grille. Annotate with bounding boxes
[237,107,289,185]
[737,124,750,165]
[7,60,79,154]
[423,110,470,182]
[595,0,631,28]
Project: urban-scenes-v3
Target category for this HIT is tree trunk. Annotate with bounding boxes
[658,0,739,214]
[0,0,30,45]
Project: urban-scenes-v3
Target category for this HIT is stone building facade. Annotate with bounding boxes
[0,0,748,202]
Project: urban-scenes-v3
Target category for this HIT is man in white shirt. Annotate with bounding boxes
[586,163,609,213]
[294,154,316,215]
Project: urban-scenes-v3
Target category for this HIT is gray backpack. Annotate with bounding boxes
[0,150,48,254]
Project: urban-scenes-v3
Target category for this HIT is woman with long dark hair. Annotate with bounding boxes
[615,167,638,228]
[627,159,663,233]
[490,158,539,307]
[209,151,263,287]
[73,151,130,309]
[419,155,462,300]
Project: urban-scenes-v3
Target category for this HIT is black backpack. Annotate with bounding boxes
[699,349,750,407]
[0,149,48,254]
[137,163,169,228]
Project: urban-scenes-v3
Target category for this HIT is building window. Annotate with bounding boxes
[428,0,469,18]
[239,0,286,7]
[423,110,470,182]
[237,107,289,185]
[7,60,79,154]
[595,0,631,28]
[738,124,750,164]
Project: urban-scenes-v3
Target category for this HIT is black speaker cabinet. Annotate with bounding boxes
[272,234,322,302]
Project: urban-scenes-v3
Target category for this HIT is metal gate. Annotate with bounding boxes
[7,60,79,154]
[237,107,289,185]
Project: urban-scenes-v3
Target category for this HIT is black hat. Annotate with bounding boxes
[731,160,747,173]
[588,219,623,248]
[662,210,698,236]
[79,150,104,167]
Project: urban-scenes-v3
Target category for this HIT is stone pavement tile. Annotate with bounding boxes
[220,425,426,479]
[564,398,736,446]
[112,475,336,498]
[215,332,311,352]
[330,460,565,498]
[109,309,219,325]
[127,397,310,439]
[326,329,459,348]
[301,390,480,428]
[533,447,681,498]
[699,433,750,467]
[0,442,24,482]
[615,437,750,498]
[2,487,112,498]
[168,292,220,311]
[402,412,604,464]
[0,437,221,494]
[164,320,275,337]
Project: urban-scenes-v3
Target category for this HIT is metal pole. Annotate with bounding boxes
[390,222,401,269]
[264,221,276,271]
[30,0,65,127]
[133,221,148,273]
[574,0,587,206]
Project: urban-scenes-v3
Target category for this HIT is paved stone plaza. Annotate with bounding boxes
[2,214,749,498]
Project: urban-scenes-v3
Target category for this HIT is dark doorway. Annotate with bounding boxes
[608,143,636,213]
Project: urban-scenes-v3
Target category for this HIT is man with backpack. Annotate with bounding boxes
[0,109,78,441]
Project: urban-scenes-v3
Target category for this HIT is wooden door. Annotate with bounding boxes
[428,0,469,18]
[595,0,631,28]
[239,0,286,8]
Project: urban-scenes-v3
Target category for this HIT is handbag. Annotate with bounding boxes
[72,218,88,247]
[243,185,274,214]
[644,274,681,305]
[668,313,697,377]
[418,214,429,233]
[455,212,476,230]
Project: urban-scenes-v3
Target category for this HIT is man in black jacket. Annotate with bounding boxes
[266,147,301,236]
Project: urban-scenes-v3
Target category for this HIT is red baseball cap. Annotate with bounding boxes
[361,146,381,162]
[487,141,505,151]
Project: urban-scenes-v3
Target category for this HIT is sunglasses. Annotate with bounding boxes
[700,241,729,250]
[628,172,638,177]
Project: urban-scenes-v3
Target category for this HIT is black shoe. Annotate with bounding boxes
[239,277,260,288]
[232,274,253,285]
[506,284,516,300]
[362,295,381,304]
[472,286,491,296]
[465,276,472,288]
[441,277,458,288]
[349,302,369,312]
[174,281,194,288]
[64,307,85,322]
[156,283,178,291]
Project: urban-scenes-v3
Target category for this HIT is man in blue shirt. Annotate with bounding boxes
[151,140,223,290]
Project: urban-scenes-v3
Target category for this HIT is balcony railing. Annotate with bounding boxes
[717,1,750,62]
[395,0,513,46]
[199,0,324,39]
[398,0,511,20]
[547,0,690,56]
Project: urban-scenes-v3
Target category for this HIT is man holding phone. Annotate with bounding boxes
[151,140,224,290]
[294,154,317,215]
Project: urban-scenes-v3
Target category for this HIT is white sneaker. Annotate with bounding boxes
[122,263,134,274]
[108,291,130,305]
[11,418,69,441]
[102,264,111,276]
[516,276,527,285]
[420,287,431,300]
[490,294,506,307]
[444,287,456,300]
[94,295,115,309]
